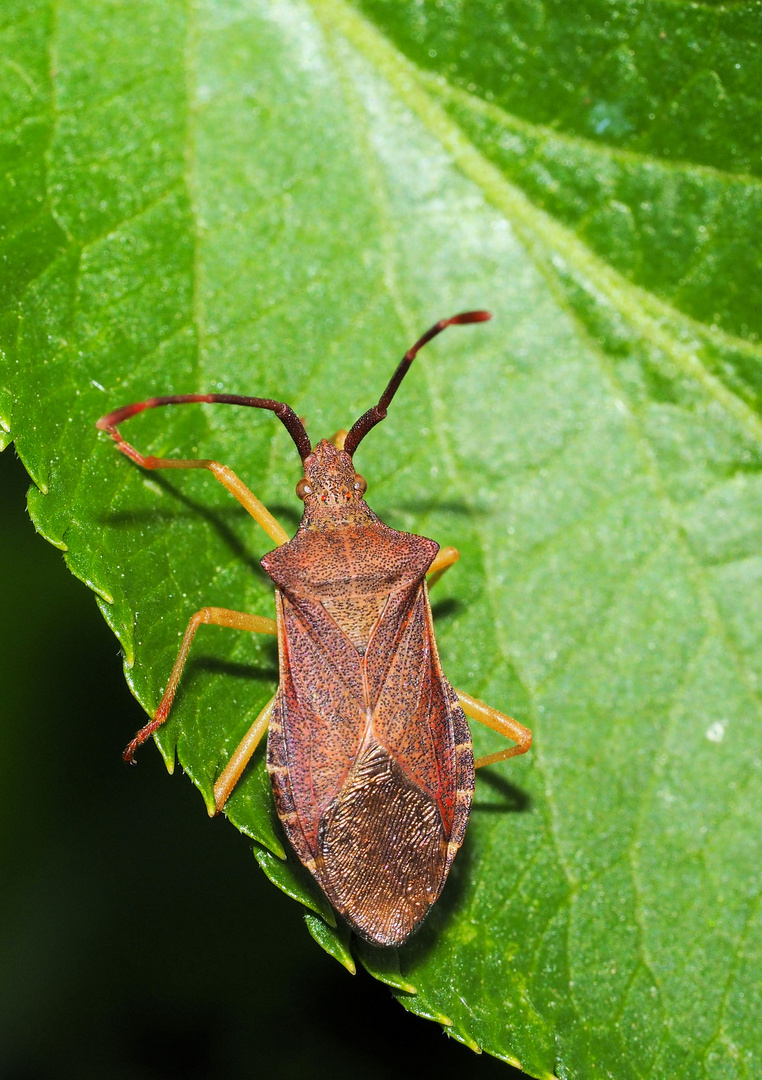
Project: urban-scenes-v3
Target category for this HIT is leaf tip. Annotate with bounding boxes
[158,742,176,775]
[452,1027,480,1052]
[270,838,287,861]
[79,576,113,605]
[303,911,356,973]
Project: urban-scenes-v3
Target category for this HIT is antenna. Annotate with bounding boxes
[343,311,491,457]
[97,393,312,461]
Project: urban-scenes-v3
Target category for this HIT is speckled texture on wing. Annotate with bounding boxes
[268,590,366,854]
[366,583,458,832]
[262,518,475,945]
[262,519,437,652]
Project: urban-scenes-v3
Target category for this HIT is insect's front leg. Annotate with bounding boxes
[455,689,532,767]
[140,451,288,546]
[104,432,290,547]
[124,607,277,762]
[97,396,304,547]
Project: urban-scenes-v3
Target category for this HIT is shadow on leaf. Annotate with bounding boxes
[429,597,462,620]
[473,769,532,814]
[189,656,279,684]
[99,471,269,577]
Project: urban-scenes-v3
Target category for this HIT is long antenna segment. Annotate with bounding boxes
[343,311,491,457]
[97,393,312,461]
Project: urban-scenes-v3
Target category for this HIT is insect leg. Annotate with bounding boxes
[97,392,310,541]
[123,607,277,763]
[426,546,460,589]
[455,689,532,767]
[212,695,275,814]
[100,421,287,544]
[107,437,290,546]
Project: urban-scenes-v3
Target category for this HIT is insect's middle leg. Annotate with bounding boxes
[427,546,460,589]
[455,689,532,767]
[124,607,277,763]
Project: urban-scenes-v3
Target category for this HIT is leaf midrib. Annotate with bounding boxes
[421,69,762,191]
[308,0,762,449]
[294,0,762,1063]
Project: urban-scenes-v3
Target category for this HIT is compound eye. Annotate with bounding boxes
[353,474,367,495]
[296,478,312,500]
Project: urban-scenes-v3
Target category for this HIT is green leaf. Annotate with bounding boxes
[304,911,356,975]
[2,0,761,1075]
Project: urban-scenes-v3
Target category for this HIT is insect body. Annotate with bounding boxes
[263,440,474,943]
[97,312,531,947]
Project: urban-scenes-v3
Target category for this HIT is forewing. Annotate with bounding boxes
[367,582,460,834]
[268,592,367,854]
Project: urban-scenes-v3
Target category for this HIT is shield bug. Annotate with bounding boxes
[97,311,531,947]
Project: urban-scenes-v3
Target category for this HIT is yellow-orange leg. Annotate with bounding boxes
[427,545,460,589]
[212,695,276,815]
[456,689,532,767]
[123,607,277,763]
[112,439,290,547]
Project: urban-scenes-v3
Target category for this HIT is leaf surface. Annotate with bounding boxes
[2,1,762,1075]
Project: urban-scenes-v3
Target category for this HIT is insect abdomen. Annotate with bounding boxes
[316,741,448,946]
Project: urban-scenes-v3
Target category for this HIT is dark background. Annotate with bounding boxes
[0,446,523,1080]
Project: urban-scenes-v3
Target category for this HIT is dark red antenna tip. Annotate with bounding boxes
[344,309,493,457]
[450,310,492,324]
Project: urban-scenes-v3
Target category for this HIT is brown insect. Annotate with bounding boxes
[97,311,531,947]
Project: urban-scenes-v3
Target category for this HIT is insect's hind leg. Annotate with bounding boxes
[124,607,277,763]
[455,689,532,768]
[212,695,276,815]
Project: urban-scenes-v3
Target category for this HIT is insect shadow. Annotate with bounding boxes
[182,629,279,688]
[388,497,489,519]
[370,493,485,531]
[472,769,532,814]
[428,597,461,621]
[167,654,279,720]
[100,471,269,579]
[189,655,279,685]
